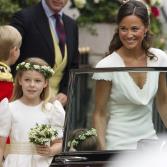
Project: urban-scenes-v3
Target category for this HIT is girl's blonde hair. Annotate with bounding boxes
[0,25,22,61]
[12,57,51,106]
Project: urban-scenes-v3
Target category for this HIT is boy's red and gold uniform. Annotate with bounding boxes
[0,61,13,144]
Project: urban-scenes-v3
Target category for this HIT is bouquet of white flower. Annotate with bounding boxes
[29,123,58,146]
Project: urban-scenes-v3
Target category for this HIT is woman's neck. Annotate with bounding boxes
[117,47,147,67]
[118,47,146,60]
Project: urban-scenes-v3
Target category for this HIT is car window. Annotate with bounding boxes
[63,67,167,152]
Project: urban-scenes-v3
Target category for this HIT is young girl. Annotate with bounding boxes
[0,57,65,167]
[67,128,98,151]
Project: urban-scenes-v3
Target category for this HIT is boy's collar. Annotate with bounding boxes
[0,61,11,72]
[0,61,13,82]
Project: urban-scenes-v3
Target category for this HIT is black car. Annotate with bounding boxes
[50,67,167,167]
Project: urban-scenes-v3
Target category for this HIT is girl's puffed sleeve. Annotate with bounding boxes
[46,100,65,139]
[0,98,12,137]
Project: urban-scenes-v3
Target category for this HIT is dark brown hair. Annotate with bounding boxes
[68,128,98,151]
[108,0,155,59]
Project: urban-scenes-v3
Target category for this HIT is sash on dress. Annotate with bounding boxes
[7,142,38,155]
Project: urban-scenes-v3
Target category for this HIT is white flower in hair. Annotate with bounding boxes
[21,62,25,65]
[122,0,129,4]
[16,62,55,78]
[25,63,30,69]
[42,66,47,70]
[68,128,97,148]
[33,65,40,70]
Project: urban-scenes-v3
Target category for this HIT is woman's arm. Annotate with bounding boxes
[93,80,112,150]
[0,137,6,166]
[156,72,167,127]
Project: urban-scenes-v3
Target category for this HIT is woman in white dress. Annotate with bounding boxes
[93,0,167,150]
[0,57,65,167]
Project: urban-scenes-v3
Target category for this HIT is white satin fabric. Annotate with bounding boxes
[92,48,167,150]
[0,99,65,167]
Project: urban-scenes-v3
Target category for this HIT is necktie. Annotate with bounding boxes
[54,14,66,57]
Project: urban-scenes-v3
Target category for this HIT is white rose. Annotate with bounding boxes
[74,0,86,9]
[94,0,100,4]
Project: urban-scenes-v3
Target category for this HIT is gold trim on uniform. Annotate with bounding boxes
[0,62,13,82]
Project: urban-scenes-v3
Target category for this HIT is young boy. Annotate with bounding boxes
[0,25,22,101]
[0,25,22,148]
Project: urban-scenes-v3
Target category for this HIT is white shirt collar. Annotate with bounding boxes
[42,0,63,18]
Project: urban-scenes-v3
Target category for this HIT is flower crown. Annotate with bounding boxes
[67,128,97,148]
[16,62,55,78]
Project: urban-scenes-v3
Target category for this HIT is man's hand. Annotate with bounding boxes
[55,93,67,106]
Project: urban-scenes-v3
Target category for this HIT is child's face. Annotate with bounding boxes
[19,70,48,102]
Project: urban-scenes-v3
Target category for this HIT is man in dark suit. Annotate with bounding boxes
[10,0,79,106]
